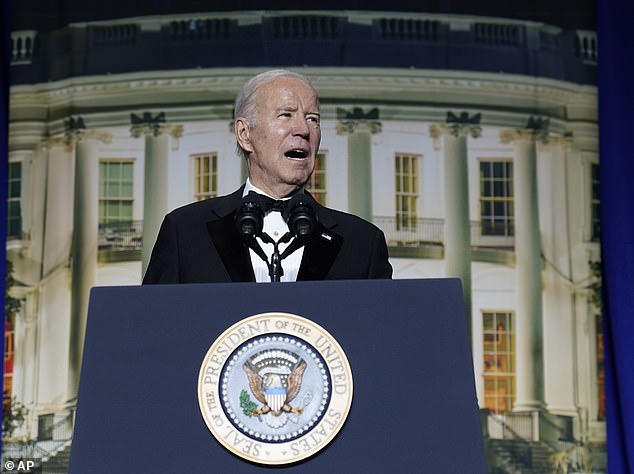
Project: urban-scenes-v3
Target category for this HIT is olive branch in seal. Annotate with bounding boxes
[240,389,258,417]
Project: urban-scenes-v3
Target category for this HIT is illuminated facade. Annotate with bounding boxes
[6,10,601,472]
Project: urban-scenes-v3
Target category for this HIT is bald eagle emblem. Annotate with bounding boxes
[242,349,308,418]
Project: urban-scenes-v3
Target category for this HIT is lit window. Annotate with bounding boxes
[595,312,605,420]
[591,163,600,241]
[3,317,15,399]
[306,152,327,204]
[483,311,516,413]
[193,153,218,201]
[480,160,514,236]
[395,153,419,231]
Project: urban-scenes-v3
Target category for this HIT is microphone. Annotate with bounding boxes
[234,194,268,265]
[234,193,264,238]
[284,193,317,239]
[277,193,318,262]
[234,191,318,282]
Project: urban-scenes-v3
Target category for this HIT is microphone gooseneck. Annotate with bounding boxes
[235,191,318,282]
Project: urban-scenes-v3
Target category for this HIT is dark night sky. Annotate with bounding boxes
[11,0,596,32]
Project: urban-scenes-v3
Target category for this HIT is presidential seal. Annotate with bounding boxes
[197,312,353,465]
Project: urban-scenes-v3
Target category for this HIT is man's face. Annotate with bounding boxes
[236,77,321,199]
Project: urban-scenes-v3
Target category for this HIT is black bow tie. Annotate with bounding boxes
[245,191,288,216]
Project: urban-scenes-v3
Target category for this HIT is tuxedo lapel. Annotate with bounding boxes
[205,188,343,282]
[206,187,255,282]
[297,207,343,281]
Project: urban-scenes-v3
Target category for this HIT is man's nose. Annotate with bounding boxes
[291,117,310,137]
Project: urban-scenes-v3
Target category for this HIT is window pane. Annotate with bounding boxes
[9,181,20,197]
[479,160,514,236]
[121,183,133,197]
[120,202,133,219]
[306,152,327,204]
[395,153,421,231]
[483,311,515,413]
[107,183,120,196]
[192,153,218,201]
[99,160,135,224]
[122,163,133,180]
[9,162,21,179]
[108,162,120,179]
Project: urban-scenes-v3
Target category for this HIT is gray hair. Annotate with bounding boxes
[234,69,318,159]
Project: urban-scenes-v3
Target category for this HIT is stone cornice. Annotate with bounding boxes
[8,68,597,130]
[66,10,559,30]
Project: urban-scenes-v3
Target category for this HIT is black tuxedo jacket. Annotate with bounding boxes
[142,187,392,284]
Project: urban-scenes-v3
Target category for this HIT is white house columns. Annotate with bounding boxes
[336,107,382,221]
[432,112,482,337]
[67,117,111,399]
[501,117,549,411]
[130,112,182,274]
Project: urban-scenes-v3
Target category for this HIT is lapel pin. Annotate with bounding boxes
[321,232,332,241]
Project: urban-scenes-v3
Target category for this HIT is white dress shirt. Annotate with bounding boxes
[243,179,305,282]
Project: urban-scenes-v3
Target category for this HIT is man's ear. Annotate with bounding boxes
[234,118,253,154]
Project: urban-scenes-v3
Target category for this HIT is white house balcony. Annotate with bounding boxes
[374,216,515,264]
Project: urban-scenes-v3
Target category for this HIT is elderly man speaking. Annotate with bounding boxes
[143,70,392,284]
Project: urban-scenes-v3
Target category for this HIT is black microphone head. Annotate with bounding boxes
[286,193,317,238]
[235,194,264,237]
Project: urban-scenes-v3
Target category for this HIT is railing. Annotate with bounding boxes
[271,15,340,40]
[10,30,38,63]
[487,411,573,443]
[38,409,75,445]
[575,30,598,63]
[95,217,512,260]
[169,18,234,41]
[2,441,48,466]
[486,411,598,473]
[373,216,515,249]
[539,30,561,54]
[376,18,440,41]
[10,12,597,86]
[488,412,537,441]
[486,413,535,470]
[373,216,444,246]
[2,409,75,467]
[474,22,521,46]
[98,220,143,251]
[90,24,139,46]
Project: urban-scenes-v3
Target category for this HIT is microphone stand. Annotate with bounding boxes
[237,192,316,282]
[244,235,268,267]
[259,232,294,282]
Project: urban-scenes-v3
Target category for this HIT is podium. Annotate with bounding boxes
[70,279,487,473]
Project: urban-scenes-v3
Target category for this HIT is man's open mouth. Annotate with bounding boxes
[285,149,308,159]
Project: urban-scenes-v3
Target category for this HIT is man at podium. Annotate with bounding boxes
[143,69,392,284]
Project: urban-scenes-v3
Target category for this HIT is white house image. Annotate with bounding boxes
[5,10,602,473]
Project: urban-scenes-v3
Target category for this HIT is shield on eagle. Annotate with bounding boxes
[265,385,286,413]
[243,350,307,416]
